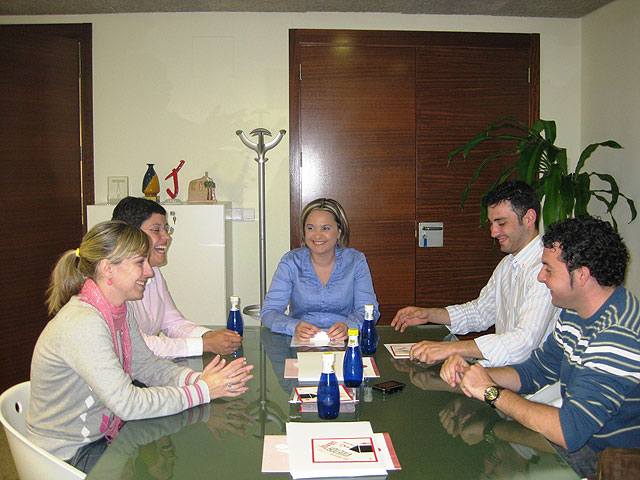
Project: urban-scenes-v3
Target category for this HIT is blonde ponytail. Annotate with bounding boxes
[45,221,150,316]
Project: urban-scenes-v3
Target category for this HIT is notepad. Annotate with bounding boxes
[287,352,380,382]
[285,422,393,478]
[262,432,400,473]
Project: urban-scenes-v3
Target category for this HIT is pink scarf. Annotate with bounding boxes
[79,278,131,442]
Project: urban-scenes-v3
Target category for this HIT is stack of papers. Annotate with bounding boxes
[290,385,357,413]
[261,421,400,478]
[286,351,380,382]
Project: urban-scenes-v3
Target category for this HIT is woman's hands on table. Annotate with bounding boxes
[200,355,254,400]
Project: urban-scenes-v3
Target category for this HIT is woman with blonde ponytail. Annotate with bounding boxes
[27,221,253,473]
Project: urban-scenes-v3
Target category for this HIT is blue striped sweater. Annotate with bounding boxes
[513,286,640,452]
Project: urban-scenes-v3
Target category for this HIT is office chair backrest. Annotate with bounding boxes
[0,381,86,480]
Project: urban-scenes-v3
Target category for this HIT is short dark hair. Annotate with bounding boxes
[542,215,628,287]
[482,180,540,229]
[112,196,167,228]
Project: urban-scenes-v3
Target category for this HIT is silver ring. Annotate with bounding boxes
[226,379,232,389]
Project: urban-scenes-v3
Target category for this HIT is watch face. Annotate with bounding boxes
[485,386,499,401]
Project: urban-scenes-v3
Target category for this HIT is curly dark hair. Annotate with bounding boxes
[482,180,540,230]
[542,215,628,286]
[112,196,166,228]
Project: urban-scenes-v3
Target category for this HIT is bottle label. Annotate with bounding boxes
[322,353,335,373]
[348,336,358,347]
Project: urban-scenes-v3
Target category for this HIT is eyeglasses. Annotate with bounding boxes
[145,224,174,235]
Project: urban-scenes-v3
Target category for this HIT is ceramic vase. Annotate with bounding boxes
[142,163,160,198]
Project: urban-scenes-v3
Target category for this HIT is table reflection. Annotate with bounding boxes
[86,326,579,480]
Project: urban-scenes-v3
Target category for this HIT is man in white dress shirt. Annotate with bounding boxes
[391,180,559,367]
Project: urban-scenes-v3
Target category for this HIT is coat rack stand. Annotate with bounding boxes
[235,128,286,317]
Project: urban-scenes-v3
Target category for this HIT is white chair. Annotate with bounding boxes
[0,381,86,480]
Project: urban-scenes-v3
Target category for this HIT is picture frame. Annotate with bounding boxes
[107,176,129,204]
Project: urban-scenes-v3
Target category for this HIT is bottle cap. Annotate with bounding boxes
[348,328,359,336]
[230,295,239,302]
[364,304,374,312]
[322,352,335,365]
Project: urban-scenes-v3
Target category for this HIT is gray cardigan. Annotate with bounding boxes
[26,296,209,460]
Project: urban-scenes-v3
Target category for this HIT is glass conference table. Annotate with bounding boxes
[87,326,580,480]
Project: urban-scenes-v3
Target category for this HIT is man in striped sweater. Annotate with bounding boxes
[440,215,640,477]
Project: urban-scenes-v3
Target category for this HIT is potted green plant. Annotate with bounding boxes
[448,117,637,230]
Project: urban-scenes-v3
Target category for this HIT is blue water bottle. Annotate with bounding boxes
[343,328,363,387]
[360,304,378,355]
[317,353,340,420]
[227,295,243,337]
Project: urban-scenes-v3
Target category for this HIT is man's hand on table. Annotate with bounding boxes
[390,306,431,332]
[409,340,457,364]
[391,306,450,332]
[203,329,242,355]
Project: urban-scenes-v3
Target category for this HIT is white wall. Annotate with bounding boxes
[582,0,640,296]
[2,12,582,321]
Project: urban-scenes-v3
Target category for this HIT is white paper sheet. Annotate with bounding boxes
[286,422,388,478]
[290,330,346,348]
[262,432,400,474]
[295,351,380,382]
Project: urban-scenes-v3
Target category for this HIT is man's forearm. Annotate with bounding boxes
[426,307,452,326]
[450,340,484,359]
[486,366,522,392]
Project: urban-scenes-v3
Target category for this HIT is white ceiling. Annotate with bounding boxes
[0,0,615,18]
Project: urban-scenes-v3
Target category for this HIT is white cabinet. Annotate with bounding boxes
[87,203,231,325]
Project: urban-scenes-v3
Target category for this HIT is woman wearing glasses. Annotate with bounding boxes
[112,197,241,358]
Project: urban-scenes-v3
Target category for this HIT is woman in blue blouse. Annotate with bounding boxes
[261,198,380,341]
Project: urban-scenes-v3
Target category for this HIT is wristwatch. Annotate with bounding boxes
[483,385,505,408]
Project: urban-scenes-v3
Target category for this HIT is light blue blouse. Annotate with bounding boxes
[260,247,380,336]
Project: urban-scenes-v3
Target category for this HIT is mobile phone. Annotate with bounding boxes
[372,380,405,394]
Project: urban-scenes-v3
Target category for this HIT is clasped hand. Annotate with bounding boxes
[440,354,495,401]
[200,355,254,400]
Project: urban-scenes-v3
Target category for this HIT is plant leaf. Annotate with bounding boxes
[575,140,623,175]
[574,172,591,215]
[543,164,564,227]
[592,192,618,231]
[559,175,575,218]
[458,149,516,209]
[590,172,620,212]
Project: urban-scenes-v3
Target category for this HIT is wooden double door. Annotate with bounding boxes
[289,30,539,322]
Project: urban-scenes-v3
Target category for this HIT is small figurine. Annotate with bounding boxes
[187,172,217,204]
[164,160,185,204]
